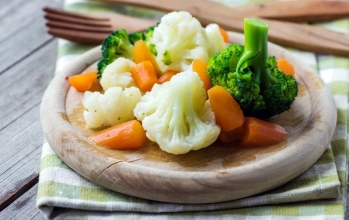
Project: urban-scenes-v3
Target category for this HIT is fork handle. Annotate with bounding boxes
[234,0,349,23]
[94,0,349,57]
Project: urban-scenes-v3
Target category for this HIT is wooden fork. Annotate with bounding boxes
[43,6,349,57]
[43,7,158,44]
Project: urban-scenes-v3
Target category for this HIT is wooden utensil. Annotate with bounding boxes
[43,6,349,57]
[41,32,337,203]
[92,0,349,57]
[43,7,157,44]
[232,0,349,22]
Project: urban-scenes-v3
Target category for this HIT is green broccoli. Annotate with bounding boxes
[128,32,145,45]
[97,29,134,78]
[144,24,158,56]
[162,50,172,65]
[207,18,298,118]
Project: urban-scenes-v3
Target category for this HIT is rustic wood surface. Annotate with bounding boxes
[0,0,348,218]
[0,0,62,218]
[41,32,336,203]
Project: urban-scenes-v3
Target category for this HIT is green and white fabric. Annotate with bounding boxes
[36,0,349,219]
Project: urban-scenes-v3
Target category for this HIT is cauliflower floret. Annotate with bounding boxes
[134,70,220,154]
[100,57,136,91]
[205,23,227,56]
[151,11,210,73]
[83,87,141,128]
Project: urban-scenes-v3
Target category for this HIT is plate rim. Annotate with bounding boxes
[40,31,337,203]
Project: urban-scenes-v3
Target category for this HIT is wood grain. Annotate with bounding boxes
[0,184,43,220]
[234,0,349,22]
[0,0,62,212]
[99,0,349,57]
[41,32,337,203]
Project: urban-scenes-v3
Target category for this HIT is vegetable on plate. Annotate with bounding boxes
[131,60,158,92]
[68,71,97,92]
[240,117,288,147]
[133,70,220,154]
[90,120,146,149]
[207,18,298,119]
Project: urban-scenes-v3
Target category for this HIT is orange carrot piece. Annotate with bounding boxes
[192,59,211,91]
[240,117,288,147]
[218,127,243,144]
[219,27,229,43]
[277,58,295,78]
[69,72,97,92]
[157,70,178,84]
[131,60,158,92]
[207,85,244,132]
[133,40,162,77]
[89,120,146,149]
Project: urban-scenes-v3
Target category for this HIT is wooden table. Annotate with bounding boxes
[0,0,348,219]
[0,0,62,218]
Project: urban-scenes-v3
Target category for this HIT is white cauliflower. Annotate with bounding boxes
[134,70,220,154]
[100,57,136,91]
[151,11,210,73]
[83,87,141,128]
[205,23,227,56]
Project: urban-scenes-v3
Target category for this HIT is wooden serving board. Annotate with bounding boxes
[40,32,337,203]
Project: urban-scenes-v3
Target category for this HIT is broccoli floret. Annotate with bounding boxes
[162,50,172,65]
[207,18,298,118]
[128,32,145,45]
[97,58,109,78]
[144,25,158,56]
[97,29,134,78]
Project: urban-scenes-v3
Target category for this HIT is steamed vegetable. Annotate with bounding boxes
[133,70,220,154]
[69,72,97,92]
[97,29,134,78]
[277,58,295,78]
[205,23,227,55]
[157,70,177,84]
[207,85,244,132]
[131,61,158,92]
[90,120,146,149]
[133,40,162,76]
[240,117,288,147]
[192,59,211,91]
[207,18,298,119]
[150,11,210,73]
[83,87,141,128]
[100,57,136,91]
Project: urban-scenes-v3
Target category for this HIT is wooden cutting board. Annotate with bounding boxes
[40,32,337,203]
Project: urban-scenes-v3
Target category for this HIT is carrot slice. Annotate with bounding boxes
[277,58,295,78]
[68,72,97,92]
[133,40,162,77]
[192,59,211,91]
[240,117,288,147]
[89,120,146,149]
[207,85,244,132]
[131,60,158,92]
[218,127,243,144]
[219,27,229,43]
[157,70,178,84]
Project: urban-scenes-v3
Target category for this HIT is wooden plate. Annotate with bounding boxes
[40,32,337,203]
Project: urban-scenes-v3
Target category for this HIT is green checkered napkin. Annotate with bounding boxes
[36,0,349,219]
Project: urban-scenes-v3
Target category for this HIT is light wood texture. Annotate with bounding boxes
[98,0,349,57]
[44,7,158,44]
[234,0,349,22]
[0,0,62,213]
[41,32,337,203]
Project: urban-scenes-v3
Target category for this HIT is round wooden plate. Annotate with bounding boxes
[41,32,337,204]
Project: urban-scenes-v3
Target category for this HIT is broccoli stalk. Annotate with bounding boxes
[207,18,298,118]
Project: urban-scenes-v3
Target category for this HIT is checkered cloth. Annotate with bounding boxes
[36,0,349,219]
